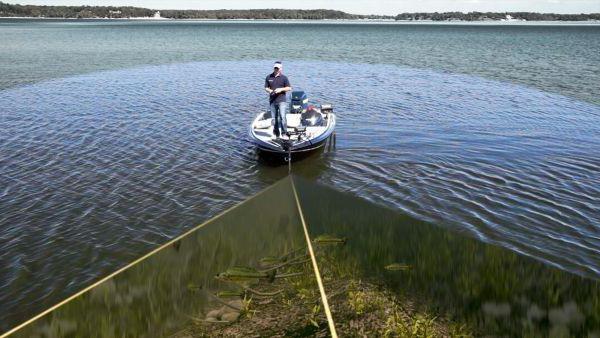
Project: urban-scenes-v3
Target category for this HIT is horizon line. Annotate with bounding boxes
[4,1,600,15]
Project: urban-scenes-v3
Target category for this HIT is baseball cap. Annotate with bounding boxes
[273,61,283,69]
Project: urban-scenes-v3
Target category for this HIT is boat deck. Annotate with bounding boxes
[252,113,330,142]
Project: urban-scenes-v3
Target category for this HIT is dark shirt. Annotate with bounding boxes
[265,73,290,104]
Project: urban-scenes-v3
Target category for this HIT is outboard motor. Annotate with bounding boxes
[290,90,308,114]
[301,106,324,127]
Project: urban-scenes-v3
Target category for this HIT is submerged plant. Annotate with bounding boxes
[307,304,322,328]
[186,231,472,337]
[448,323,474,338]
[384,310,438,338]
[239,294,257,320]
[348,292,367,316]
[347,285,393,317]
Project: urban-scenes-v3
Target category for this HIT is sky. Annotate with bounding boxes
[14,0,600,15]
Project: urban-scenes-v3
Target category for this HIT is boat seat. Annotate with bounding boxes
[286,114,301,128]
[255,118,272,129]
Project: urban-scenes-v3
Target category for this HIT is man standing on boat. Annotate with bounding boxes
[264,61,292,138]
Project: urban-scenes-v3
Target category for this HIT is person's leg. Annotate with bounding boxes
[278,102,288,135]
[270,102,280,137]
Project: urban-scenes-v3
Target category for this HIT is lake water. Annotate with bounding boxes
[0,19,599,331]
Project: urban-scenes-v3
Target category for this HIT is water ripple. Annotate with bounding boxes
[1,60,600,330]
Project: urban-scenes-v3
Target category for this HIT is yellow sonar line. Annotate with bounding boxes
[291,177,339,338]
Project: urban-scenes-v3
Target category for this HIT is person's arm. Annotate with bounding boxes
[273,77,292,94]
[264,77,273,94]
[273,87,291,94]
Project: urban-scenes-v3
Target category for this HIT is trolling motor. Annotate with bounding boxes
[278,126,307,172]
[278,138,293,172]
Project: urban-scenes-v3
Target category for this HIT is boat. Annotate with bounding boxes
[249,90,336,158]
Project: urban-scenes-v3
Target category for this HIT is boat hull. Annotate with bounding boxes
[256,136,328,156]
[249,112,336,157]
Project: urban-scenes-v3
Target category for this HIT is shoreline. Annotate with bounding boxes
[1,17,600,25]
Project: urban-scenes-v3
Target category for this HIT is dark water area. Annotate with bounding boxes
[0,20,599,332]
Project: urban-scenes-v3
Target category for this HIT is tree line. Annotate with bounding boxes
[0,2,154,18]
[0,2,598,21]
[0,2,380,19]
[159,9,367,20]
[394,11,600,21]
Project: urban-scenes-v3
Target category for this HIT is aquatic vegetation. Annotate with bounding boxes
[180,230,468,337]
[307,304,322,328]
[183,236,340,334]
[448,323,475,338]
[176,239,331,336]
[384,311,438,338]
[12,178,600,337]
[198,243,316,324]
[348,289,382,315]
[293,176,600,337]
[238,295,256,320]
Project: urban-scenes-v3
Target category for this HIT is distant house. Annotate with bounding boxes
[502,14,525,22]
[154,11,161,19]
[107,10,121,18]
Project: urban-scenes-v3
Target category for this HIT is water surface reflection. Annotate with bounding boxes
[1,61,599,331]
